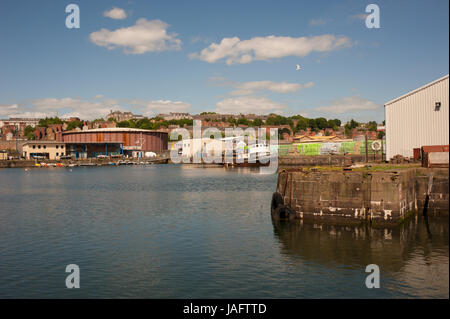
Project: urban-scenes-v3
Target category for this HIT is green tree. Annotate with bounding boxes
[294,117,308,132]
[327,119,341,128]
[136,118,155,130]
[308,118,317,131]
[66,120,83,131]
[237,118,249,126]
[39,117,63,127]
[117,120,131,128]
[252,118,263,126]
[366,121,378,132]
[24,125,35,140]
[349,119,360,129]
[227,118,237,125]
[315,117,328,130]
[266,115,292,127]
[344,119,359,138]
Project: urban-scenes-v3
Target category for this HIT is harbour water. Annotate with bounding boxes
[0,165,448,298]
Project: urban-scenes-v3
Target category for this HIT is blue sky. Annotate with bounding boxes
[0,0,448,122]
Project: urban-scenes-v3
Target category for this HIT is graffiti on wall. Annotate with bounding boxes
[277,140,385,156]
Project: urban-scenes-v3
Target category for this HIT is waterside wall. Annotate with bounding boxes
[276,168,448,225]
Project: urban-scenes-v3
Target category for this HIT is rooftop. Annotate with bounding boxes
[385,74,449,106]
[62,127,167,134]
[23,140,64,145]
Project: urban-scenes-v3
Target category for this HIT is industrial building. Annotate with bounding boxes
[385,74,449,160]
[174,138,225,159]
[62,127,168,159]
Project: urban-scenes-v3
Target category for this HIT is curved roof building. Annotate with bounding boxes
[62,128,168,158]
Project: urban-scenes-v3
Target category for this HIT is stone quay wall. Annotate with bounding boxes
[276,168,448,225]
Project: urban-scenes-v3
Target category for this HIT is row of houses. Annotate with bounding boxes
[1,74,448,163]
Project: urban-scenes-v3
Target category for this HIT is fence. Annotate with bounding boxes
[276,140,385,156]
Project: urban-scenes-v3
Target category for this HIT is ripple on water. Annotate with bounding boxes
[0,166,448,298]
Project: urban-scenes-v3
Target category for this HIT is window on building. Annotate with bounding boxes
[61,145,65,148]
[56,153,59,156]
[43,145,46,149]
[38,145,41,149]
[435,102,441,111]
[32,145,36,149]
[56,145,59,149]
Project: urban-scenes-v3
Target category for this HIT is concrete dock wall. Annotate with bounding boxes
[415,168,449,215]
[276,168,448,225]
[278,155,367,167]
[0,157,169,168]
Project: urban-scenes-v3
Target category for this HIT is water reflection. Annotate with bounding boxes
[272,215,449,297]
[272,216,448,270]
[0,166,448,298]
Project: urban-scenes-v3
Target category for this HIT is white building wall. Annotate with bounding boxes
[385,75,449,160]
[181,138,224,158]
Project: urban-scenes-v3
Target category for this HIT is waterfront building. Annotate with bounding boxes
[385,74,449,160]
[62,127,168,159]
[22,141,66,160]
[176,138,225,158]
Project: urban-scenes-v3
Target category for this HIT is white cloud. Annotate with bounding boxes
[230,80,314,95]
[6,111,52,118]
[190,34,353,65]
[89,18,181,54]
[143,100,192,116]
[0,104,19,116]
[350,14,368,20]
[1,97,194,120]
[103,7,127,20]
[190,36,212,44]
[309,18,327,26]
[211,77,314,95]
[0,98,123,120]
[31,97,123,119]
[314,95,380,114]
[1,101,62,119]
[215,96,287,114]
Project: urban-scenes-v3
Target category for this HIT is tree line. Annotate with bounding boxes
[22,115,384,140]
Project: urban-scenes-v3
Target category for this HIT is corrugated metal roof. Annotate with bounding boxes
[385,74,449,106]
[63,127,167,134]
[422,145,449,153]
[22,140,64,145]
